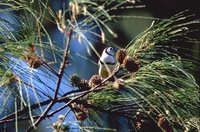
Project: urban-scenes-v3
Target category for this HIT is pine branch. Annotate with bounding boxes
[0,1,199,132]
[0,62,120,129]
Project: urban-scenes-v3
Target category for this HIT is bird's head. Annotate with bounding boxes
[104,47,118,56]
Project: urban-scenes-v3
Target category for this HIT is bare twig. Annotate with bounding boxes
[54,31,72,99]
[26,29,72,132]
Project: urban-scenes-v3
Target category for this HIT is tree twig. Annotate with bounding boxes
[26,29,72,132]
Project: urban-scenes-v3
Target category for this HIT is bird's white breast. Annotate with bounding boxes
[100,52,116,64]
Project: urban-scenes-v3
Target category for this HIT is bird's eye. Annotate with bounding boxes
[110,47,113,50]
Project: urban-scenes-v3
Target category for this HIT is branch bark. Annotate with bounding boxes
[26,29,72,132]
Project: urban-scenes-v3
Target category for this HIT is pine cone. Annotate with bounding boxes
[79,80,90,90]
[89,75,102,87]
[27,43,36,53]
[71,103,88,114]
[75,111,87,121]
[123,56,140,72]
[79,104,88,113]
[70,74,81,87]
[116,49,127,64]
[27,56,42,69]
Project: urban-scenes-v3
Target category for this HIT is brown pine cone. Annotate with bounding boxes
[116,49,127,64]
[79,80,90,90]
[27,43,36,53]
[123,56,140,72]
[75,111,87,121]
[27,56,42,69]
[89,75,102,87]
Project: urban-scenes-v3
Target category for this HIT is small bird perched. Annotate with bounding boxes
[98,47,118,79]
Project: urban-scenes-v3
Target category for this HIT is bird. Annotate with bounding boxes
[98,47,118,79]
